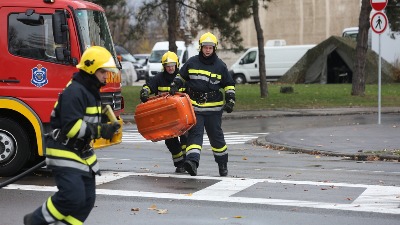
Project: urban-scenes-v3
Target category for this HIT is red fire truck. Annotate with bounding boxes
[0,0,124,176]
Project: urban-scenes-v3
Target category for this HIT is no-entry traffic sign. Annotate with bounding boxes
[370,0,388,11]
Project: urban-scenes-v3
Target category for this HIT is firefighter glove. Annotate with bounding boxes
[169,79,183,95]
[169,82,179,95]
[140,89,149,103]
[100,122,120,140]
[223,99,235,113]
[86,123,101,139]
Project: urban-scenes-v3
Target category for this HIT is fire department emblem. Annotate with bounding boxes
[31,64,48,88]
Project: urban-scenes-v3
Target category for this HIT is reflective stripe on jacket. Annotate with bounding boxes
[176,54,235,112]
[143,70,185,95]
[46,76,101,175]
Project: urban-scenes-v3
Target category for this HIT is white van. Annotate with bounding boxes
[229,44,315,84]
[147,41,198,80]
[342,27,359,40]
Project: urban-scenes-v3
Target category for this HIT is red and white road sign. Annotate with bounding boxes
[370,0,388,11]
[370,11,388,34]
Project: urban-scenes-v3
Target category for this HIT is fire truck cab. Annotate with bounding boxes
[0,0,124,176]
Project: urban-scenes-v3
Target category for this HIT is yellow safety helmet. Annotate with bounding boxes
[199,32,218,49]
[161,51,180,68]
[76,46,118,74]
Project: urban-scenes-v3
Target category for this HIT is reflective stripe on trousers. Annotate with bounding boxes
[186,112,228,166]
[30,170,96,225]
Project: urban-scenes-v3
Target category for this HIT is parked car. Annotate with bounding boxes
[120,61,137,86]
[134,54,150,82]
[133,53,150,60]
[229,44,315,84]
[115,45,146,81]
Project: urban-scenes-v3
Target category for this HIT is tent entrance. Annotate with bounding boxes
[327,50,352,84]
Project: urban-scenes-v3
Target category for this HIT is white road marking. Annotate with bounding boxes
[122,130,267,145]
[4,172,400,215]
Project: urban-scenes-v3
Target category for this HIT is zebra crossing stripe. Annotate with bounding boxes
[121,131,268,145]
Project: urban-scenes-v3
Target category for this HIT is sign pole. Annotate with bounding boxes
[378,33,381,124]
[370,0,388,124]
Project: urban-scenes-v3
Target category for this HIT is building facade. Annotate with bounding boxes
[238,0,361,47]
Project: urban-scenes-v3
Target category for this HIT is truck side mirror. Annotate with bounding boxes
[52,10,68,45]
[17,9,44,26]
[239,59,244,65]
[55,47,65,61]
[55,47,77,65]
[55,47,71,60]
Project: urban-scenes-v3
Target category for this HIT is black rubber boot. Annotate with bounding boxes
[183,160,197,176]
[23,213,33,225]
[218,163,228,176]
[175,166,186,173]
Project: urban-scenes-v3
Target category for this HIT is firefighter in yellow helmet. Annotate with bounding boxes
[169,32,236,177]
[24,46,120,225]
[140,51,187,173]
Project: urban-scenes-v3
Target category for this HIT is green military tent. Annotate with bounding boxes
[278,36,398,84]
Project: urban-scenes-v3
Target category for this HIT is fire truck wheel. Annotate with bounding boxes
[0,117,31,177]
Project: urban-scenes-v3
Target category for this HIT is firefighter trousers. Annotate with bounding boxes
[185,112,228,167]
[28,170,96,225]
[165,134,187,167]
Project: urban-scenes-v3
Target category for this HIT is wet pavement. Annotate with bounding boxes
[122,107,400,161]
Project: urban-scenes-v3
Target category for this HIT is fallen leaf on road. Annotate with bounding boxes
[157,209,168,214]
[131,208,140,211]
[148,204,157,210]
[242,157,248,160]
[233,216,243,218]
[366,155,379,161]
[185,193,193,196]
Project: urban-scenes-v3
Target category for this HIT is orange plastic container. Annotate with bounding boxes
[134,93,196,141]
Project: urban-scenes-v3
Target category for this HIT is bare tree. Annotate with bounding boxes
[167,0,178,52]
[352,0,372,96]
[252,0,270,98]
[134,1,255,52]
[90,0,138,51]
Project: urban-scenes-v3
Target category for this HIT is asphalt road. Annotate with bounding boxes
[1,114,399,225]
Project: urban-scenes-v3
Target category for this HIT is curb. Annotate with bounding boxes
[254,137,400,162]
